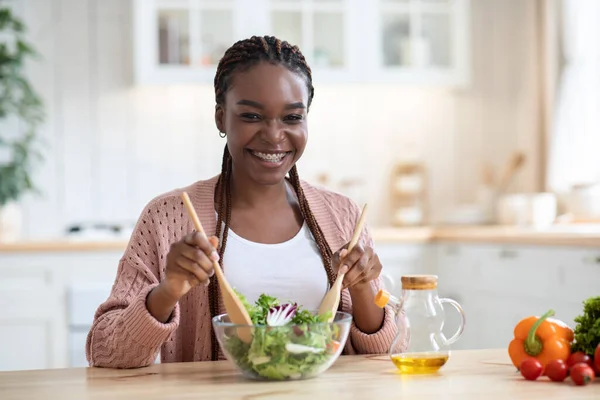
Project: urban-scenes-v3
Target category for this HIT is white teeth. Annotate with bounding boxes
[252,151,287,162]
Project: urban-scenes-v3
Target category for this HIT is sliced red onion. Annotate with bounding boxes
[266,303,297,326]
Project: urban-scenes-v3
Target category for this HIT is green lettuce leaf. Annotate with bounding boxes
[571,296,600,356]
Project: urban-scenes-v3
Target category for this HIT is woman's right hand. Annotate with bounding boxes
[161,232,220,301]
[147,232,220,323]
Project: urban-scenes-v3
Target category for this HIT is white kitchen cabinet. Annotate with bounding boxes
[133,0,248,85]
[133,0,470,86]
[364,0,470,86]
[434,242,600,352]
[133,0,359,85]
[264,0,361,84]
[0,250,122,371]
[0,265,64,372]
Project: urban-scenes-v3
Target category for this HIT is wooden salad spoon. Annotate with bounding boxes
[181,192,253,343]
[318,204,368,322]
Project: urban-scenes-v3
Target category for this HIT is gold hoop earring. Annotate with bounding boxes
[219,131,226,138]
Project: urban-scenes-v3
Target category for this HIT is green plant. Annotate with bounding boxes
[0,6,44,207]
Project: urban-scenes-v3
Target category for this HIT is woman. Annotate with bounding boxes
[86,35,396,368]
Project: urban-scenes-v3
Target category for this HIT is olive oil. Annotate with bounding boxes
[390,353,449,374]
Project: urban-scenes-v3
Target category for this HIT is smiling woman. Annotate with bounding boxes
[85,36,397,368]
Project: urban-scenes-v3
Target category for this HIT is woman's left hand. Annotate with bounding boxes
[332,243,382,291]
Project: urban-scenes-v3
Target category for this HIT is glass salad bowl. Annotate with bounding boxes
[212,307,352,381]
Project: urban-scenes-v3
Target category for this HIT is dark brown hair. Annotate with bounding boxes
[209,36,337,360]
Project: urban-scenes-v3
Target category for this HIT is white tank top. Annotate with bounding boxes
[222,222,329,312]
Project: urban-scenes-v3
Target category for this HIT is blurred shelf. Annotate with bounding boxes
[0,240,128,253]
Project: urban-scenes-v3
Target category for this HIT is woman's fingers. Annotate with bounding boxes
[175,254,211,285]
[184,232,220,262]
[208,236,220,249]
[342,250,370,289]
[180,244,215,277]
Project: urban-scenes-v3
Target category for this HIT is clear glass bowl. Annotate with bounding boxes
[212,311,352,381]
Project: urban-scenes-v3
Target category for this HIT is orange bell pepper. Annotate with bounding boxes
[508,309,573,371]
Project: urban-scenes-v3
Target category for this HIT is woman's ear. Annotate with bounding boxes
[215,105,225,133]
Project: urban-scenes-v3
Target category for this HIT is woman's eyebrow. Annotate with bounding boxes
[236,99,263,109]
[236,99,306,110]
[285,102,306,110]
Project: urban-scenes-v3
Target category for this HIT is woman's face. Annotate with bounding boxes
[215,62,309,186]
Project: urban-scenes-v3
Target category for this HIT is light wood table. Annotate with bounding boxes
[0,349,598,399]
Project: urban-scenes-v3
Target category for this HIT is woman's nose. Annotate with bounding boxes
[260,119,286,144]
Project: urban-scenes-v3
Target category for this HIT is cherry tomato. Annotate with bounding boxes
[520,358,543,381]
[292,326,305,337]
[567,352,592,369]
[594,344,600,374]
[545,359,568,382]
[570,363,595,386]
[326,340,341,354]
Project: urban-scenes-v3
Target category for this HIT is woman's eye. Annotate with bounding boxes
[241,113,261,121]
[284,114,304,123]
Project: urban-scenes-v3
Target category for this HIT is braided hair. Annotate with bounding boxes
[209,36,337,360]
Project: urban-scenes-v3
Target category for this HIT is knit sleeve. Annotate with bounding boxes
[347,278,397,354]
[343,201,398,354]
[86,200,180,369]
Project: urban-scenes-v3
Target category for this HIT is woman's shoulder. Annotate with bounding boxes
[141,175,219,214]
[300,179,372,249]
[299,179,362,222]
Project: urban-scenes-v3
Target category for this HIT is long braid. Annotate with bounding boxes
[209,146,232,360]
[287,166,336,286]
[210,36,338,361]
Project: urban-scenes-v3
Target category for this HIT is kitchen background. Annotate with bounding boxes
[0,0,599,372]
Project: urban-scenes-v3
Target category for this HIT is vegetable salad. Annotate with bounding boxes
[221,292,344,380]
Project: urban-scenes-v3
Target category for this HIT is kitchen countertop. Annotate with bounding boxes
[1,225,599,253]
[0,349,597,399]
[373,225,600,247]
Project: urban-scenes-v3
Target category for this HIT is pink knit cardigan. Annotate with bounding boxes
[86,175,397,368]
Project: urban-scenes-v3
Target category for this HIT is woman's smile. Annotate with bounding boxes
[247,149,293,168]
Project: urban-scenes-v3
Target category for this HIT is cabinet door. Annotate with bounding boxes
[473,245,563,302]
[364,0,470,85]
[134,0,246,84]
[555,247,600,325]
[0,266,65,371]
[434,243,484,350]
[260,0,361,83]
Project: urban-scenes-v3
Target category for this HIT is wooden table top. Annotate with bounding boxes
[0,349,598,399]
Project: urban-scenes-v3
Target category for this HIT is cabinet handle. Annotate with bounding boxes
[583,256,600,265]
[499,249,518,259]
[446,245,460,255]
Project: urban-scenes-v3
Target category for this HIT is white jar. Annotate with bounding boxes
[0,201,23,242]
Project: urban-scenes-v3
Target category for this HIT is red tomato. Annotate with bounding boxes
[327,340,341,354]
[594,344,600,374]
[570,363,595,386]
[567,352,592,369]
[520,358,543,381]
[292,326,305,337]
[545,359,568,382]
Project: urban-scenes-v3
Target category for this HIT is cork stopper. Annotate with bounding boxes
[374,289,390,308]
[401,275,438,290]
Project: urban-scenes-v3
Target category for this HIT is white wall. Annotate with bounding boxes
[11,0,543,238]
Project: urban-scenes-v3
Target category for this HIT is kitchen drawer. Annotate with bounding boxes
[68,283,114,326]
